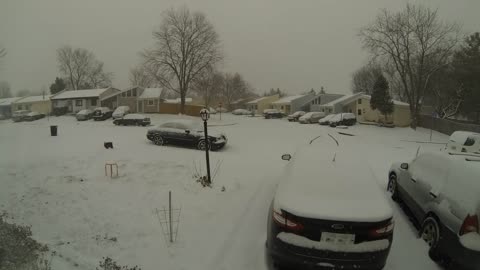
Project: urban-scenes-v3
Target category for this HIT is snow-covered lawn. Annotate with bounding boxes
[0,114,448,270]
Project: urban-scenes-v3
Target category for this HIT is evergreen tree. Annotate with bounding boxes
[370,74,394,122]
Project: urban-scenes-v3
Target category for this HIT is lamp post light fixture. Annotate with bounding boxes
[200,108,212,185]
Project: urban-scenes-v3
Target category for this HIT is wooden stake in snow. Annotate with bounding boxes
[169,191,173,243]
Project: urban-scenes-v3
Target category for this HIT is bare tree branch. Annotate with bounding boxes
[142,6,222,113]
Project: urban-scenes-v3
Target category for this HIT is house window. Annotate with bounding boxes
[122,92,126,97]
[26,105,31,110]
[126,91,131,97]
[18,105,23,110]
[358,99,362,104]
[281,106,284,109]
[76,100,83,106]
[317,97,321,104]
[358,109,362,115]
[148,100,154,106]
[91,99,97,106]
[132,88,137,96]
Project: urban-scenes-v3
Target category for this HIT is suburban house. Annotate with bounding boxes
[230,98,254,110]
[12,95,52,114]
[319,92,411,127]
[51,87,121,113]
[246,95,280,113]
[101,86,145,113]
[271,94,315,114]
[309,93,345,112]
[0,97,23,118]
[137,88,164,113]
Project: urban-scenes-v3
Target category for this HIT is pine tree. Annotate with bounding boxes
[370,74,394,122]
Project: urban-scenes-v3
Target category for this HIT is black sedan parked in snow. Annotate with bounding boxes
[93,107,113,121]
[147,120,227,150]
[114,114,151,126]
[24,112,45,121]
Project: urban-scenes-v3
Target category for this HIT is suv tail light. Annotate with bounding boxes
[273,210,304,232]
[369,220,395,237]
[460,214,479,235]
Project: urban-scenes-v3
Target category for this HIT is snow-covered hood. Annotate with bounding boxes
[275,142,393,222]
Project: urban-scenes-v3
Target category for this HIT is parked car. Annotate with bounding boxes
[232,109,251,115]
[208,107,217,114]
[318,114,337,125]
[93,107,113,121]
[388,152,480,269]
[329,113,356,127]
[76,109,94,121]
[147,120,227,151]
[264,109,284,119]
[12,110,30,122]
[287,111,305,122]
[298,111,325,124]
[216,107,228,113]
[114,114,151,126]
[24,111,45,121]
[267,141,394,269]
[112,106,130,119]
[446,131,480,154]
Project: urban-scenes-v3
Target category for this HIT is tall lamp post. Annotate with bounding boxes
[200,108,212,185]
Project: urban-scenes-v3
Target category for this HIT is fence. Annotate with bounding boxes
[419,114,480,136]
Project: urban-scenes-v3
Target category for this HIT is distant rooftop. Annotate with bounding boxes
[0,97,23,106]
[15,95,52,103]
[272,94,308,104]
[51,89,110,100]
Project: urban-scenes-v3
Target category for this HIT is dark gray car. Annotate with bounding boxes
[146,120,227,151]
[388,152,480,270]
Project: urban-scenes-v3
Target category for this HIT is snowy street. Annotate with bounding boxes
[0,114,448,270]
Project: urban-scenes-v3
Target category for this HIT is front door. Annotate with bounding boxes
[138,101,143,113]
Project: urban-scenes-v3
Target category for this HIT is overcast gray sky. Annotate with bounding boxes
[1,0,479,96]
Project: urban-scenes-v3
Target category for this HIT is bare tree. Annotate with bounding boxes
[351,63,383,94]
[191,67,223,107]
[129,65,155,87]
[359,4,460,128]
[57,46,112,90]
[0,81,12,98]
[221,73,253,110]
[142,6,222,113]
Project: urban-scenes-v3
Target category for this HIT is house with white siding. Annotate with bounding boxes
[51,87,120,113]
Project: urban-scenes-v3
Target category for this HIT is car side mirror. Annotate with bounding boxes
[281,154,291,161]
[185,129,190,134]
[400,163,409,170]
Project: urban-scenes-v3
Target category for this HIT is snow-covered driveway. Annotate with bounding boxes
[0,114,448,270]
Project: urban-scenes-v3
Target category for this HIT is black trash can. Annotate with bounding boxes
[50,125,58,136]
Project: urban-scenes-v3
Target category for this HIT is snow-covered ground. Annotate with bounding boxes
[0,114,448,270]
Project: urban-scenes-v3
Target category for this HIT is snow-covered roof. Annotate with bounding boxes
[164,98,193,104]
[0,97,23,106]
[14,95,52,103]
[138,88,162,99]
[51,89,109,100]
[246,96,272,104]
[321,93,364,107]
[274,138,393,222]
[272,95,307,104]
[361,95,409,106]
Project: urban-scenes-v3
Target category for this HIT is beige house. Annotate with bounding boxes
[51,88,121,113]
[137,88,163,113]
[12,95,52,114]
[246,95,280,114]
[320,93,411,127]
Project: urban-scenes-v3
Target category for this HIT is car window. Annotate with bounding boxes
[410,153,449,194]
[464,136,475,146]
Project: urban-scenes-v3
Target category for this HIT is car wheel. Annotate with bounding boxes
[153,135,164,146]
[197,140,210,150]
[420,216,442,261]
[387,174,400,201]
